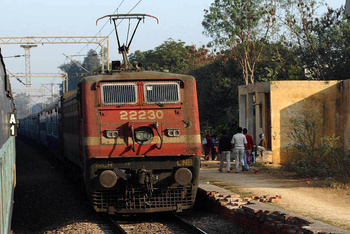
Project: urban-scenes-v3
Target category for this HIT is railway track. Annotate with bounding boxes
[101,213,208,234]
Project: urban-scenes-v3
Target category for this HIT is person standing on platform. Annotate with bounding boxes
[211,134,218,160]
[202,133,213,160]
[243,128,254,171]
[231,127,247,173]
[218,130,231,173]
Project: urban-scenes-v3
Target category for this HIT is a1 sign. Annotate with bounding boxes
[8,112,17,136]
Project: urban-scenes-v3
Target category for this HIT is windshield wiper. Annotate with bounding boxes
[147,97,164,107]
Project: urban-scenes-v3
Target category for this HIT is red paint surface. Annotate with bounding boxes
[79,76,201,159]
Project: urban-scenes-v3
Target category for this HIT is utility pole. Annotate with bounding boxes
[41,83,58,103]
[51,83,55,103]
[20,44,37,87]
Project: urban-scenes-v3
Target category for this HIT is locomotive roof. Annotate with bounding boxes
[79,70,196,84]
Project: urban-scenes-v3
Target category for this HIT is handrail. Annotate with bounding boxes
[154,122,163,150]
[130,125,136,152]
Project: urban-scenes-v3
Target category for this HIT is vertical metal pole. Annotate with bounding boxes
[107,38,110,71]
[101,44,105,72]
[62,73,68,93]
[23,47,31,87]
[51,83,54,103]
[100,37,110,72]
[41,89,45,109]
[65,76,68,93]
[20,44,37,87]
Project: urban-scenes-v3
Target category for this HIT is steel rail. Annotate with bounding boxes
[172,213,208,234]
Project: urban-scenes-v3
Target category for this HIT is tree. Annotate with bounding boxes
[190,57,243,135]
[58,60,84,91]
[82,49,101,72]
[186,45,216,71]
[255,43,305,81]
[286,6,350,80]
[129,39,191,73]
[202,0,277,84]
[14,93,30,118]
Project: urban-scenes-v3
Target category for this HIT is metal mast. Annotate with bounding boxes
[20,44,37,87]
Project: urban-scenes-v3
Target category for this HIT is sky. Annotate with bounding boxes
[0,0,347,94]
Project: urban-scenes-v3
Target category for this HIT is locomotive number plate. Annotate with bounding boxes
[120,110,164,120]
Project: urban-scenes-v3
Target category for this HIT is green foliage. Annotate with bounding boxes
[202,0,278,84]
[58,50,102,92]
[82,49,101,72]
[129,39,191,73]
[58,60,85,91]
[285,112,350,179]
[256,43,305,81]
[190,58,243,136]
[202,0,273,48]
[286,3,350,80]
[310,7,350,80]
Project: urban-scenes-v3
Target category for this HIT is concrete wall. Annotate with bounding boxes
[239,80,350,164]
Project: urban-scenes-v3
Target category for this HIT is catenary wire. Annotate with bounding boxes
[73,0,127,57]
[90,0,143,55]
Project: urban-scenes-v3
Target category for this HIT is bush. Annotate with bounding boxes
[284,113,350,179]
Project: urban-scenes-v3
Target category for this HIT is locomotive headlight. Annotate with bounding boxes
[135,126,153,145]
[175,168,192,186]
[106,130,119,139]
[136,131,152,141]
[167,128,180,137]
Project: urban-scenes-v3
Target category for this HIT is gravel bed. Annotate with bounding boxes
[12,138,251,234]
[11,138,106,233]
[181,210,252,234]
[118,220,190,234]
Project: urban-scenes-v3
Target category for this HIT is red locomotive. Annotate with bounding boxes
[21,14,202,214]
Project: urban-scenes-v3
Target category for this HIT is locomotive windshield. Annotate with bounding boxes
[101,83,138,105]
[144,82,180,104]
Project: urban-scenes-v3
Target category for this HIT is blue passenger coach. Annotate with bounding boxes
[0,48,16,234]
[19,99,62,160]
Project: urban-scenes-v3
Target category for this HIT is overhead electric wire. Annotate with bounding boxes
[73,0,127,57]
[107,0,143,38]
[90,0,143,53]
[64,0,142,68]
[6,69,26,85]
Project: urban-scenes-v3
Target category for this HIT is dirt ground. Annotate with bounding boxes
[199,160,350,231]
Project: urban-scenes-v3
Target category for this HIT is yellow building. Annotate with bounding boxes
[239,80,350,164]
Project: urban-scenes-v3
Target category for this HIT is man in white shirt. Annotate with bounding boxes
[231,127,247,173]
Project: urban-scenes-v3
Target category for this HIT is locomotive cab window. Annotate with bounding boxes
[144,82,180,104]
[101,83,138,105]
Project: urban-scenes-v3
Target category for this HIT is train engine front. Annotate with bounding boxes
[67,70,201,214]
